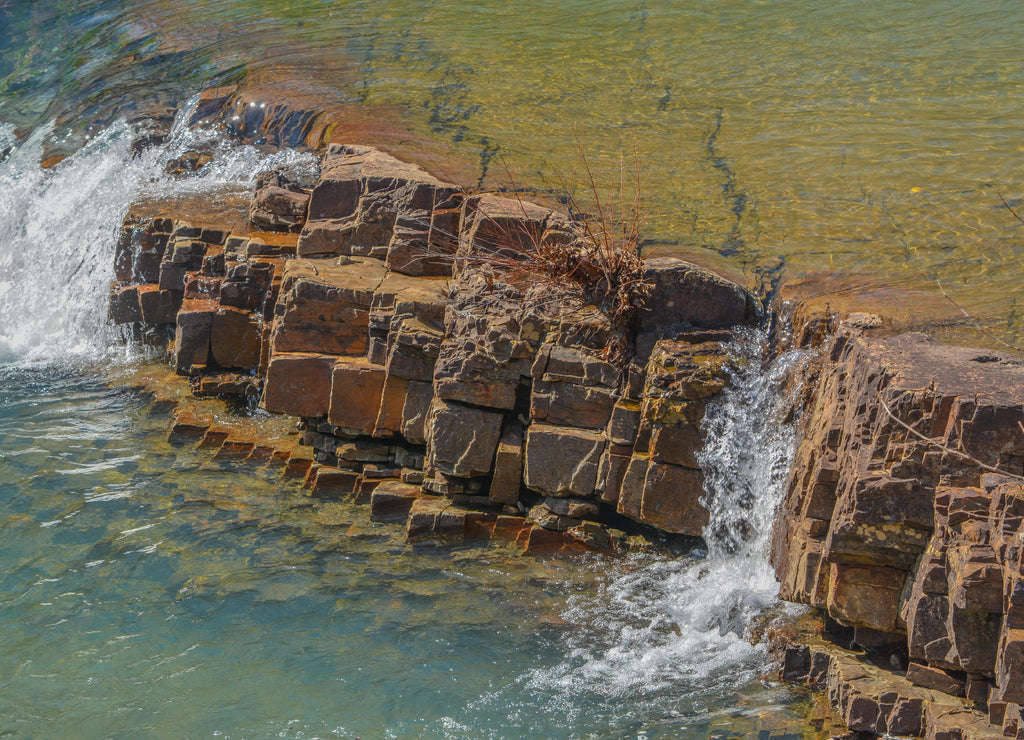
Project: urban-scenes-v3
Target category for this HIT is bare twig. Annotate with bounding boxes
[999,191,1024,228]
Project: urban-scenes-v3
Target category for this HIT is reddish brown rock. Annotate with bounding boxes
[327,357,387,434]
[138,285,181,324]
[370,480,422,519]
[458,193,550,261]
[489,423,524,506]
[617,457,708,536]
[636,257,759,340]
[523,424,605,499]
[308,468,359,498]
[424,399,503,479]
[405,497,466,542]
[173,299,216,374]
[249,169,310,232]
[297,144,458,276]
[210,305,261,370]
[168,409,211,444]
[109,285,143,324]
[262,352,335,418]
[270,258,385,356]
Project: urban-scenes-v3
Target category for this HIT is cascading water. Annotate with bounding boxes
[495,330,810,733]
[0,103,820,737]
[0,106,316,367]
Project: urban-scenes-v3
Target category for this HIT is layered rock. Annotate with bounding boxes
[110,143,761,553]
[297,143,460,276]
[773,325,1024,735]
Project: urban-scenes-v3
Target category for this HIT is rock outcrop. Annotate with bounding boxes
[110,131,1024,734]
[773,325,1024,736]
[110,143,760,553]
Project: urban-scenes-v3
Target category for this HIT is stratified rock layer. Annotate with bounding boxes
[773,326,1024,736]
[110,142,760,553]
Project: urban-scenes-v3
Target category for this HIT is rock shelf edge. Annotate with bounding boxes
[109,131,1024,738]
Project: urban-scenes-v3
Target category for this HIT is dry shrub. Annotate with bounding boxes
[444,140,653,361]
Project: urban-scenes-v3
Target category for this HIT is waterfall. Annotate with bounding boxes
[0,105,316,367]
[521,329,809,721]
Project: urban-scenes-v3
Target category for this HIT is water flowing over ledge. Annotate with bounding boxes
[0,106,315,366]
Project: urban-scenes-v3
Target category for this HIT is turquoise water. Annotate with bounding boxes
[0,364,807,739]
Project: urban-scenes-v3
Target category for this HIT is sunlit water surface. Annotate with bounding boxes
[3,0,1023,333]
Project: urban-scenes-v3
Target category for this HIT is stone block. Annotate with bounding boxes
[637,257,759,336]
[607,400,641,446]
[905,662,966,697]
[297,144,459,270]
[827,563,906,632]
[998,630,1024,704]
[109,285,143,324]
[400,380,434,445]
[458,193,550,259]
[157,258,188,292]
[210,305,261,370]
[249,169,310,231]
[425,399,503,478]
[529,380,615,430]
[262,352,335,418]
[523,424,605,498]
[405,497,466,542]
[370,480,422,519]
[620,458,708,536]
[373,375,408,438]
[173,299,216,374]
[533,344,620,388]
[489,423,524,506]
[214,440,254,461]
[327,357,387,435]
[528,504,581,532]
[138,285,181,324]
[597,446,633,505]
[168,408,211,444]
[270,258,385,356]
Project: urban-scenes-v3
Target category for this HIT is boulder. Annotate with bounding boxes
[636,257,760,339]
[249,169,310,231]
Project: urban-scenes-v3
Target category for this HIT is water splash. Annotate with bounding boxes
[0,104,316,367]
[517,330,809,723]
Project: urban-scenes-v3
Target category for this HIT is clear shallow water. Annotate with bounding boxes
[3,0,1023,332]
[0,111,817,733]
[0,360,811,739]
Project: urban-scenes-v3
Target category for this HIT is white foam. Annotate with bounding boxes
[527,332,809,708]
[0,104,316,367]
